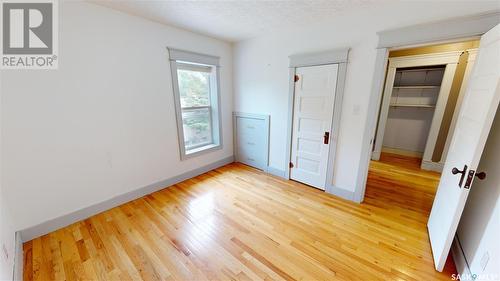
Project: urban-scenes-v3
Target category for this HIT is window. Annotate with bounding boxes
[168,48,222,159]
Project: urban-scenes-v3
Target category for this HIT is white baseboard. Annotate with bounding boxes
[19,156,234,242]
[326,185,356,202]
[381,147,423,158]
[421,160,444,172]
[267,166,287,179]
[13,232,22,281]
[267,166,357,203]
[265,165,357,202]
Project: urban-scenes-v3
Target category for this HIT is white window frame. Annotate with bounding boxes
[168,48,223,160]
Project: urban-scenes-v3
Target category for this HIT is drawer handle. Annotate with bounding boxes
[247,126,255,129]
[247,142,255,145]
[247,158,255,161]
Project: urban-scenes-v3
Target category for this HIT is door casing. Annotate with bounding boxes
[372,52,462,171]
[355,12,499,204]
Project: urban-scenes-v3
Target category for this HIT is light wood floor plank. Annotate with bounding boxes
[24,153,456,280]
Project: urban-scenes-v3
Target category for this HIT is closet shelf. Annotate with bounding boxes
[393,85,441,89]
[390,103,436,108]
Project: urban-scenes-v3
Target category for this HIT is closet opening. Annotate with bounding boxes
[385,65,445,162]
[371,39,479,174]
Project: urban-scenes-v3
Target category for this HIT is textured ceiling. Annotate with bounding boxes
[90,0,392,42]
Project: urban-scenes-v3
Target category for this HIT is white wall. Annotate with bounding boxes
[0,1,233,233]
[456,107,500,277]
[233,2,499,193]
[383,68,443,154]
[0,77,16,281]
[383,107,434,153]
[0,195,15,281]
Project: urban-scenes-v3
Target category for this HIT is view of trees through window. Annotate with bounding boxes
[178,67,212,149]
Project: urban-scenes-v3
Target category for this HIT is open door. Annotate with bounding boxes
[428,24,500,271]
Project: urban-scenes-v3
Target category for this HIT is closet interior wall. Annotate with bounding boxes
[383,67,445,157]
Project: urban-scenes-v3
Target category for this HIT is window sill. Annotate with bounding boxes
[183,143,221,160]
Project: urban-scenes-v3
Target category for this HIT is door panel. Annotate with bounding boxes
[290,64,338,189]
[427,24,500,271]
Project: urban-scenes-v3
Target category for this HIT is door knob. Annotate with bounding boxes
[464,170,486,189]
[323,132,330,144]
[451,165,466,175]
[452,165,467,187]
[475,171,486,180]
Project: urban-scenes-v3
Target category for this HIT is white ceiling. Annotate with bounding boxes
[90,0,394,42]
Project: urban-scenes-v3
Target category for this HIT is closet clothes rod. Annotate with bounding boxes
[393,85,441,89]
[395,67,446,72]
[389,103,436,108]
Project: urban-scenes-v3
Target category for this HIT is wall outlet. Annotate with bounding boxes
[480,251,489,271]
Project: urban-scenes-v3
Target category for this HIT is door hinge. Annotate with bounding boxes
[289,162,294,168]
[294,75,299,82]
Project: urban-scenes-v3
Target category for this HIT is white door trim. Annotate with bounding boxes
[355,48,389,202]
[355,12,499,203]
[422,63,457,167]
[289,48,349,67]
[377,12,500,49]
[285,49,349,197]
[440,49,479,166]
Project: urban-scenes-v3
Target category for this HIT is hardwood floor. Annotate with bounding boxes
[24,154,456,280]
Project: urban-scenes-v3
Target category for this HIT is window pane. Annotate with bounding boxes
[177,68,211,108]
[182,108,212,149]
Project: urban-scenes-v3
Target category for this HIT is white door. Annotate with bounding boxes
[290,64,338,189]
[428,24,500,272]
